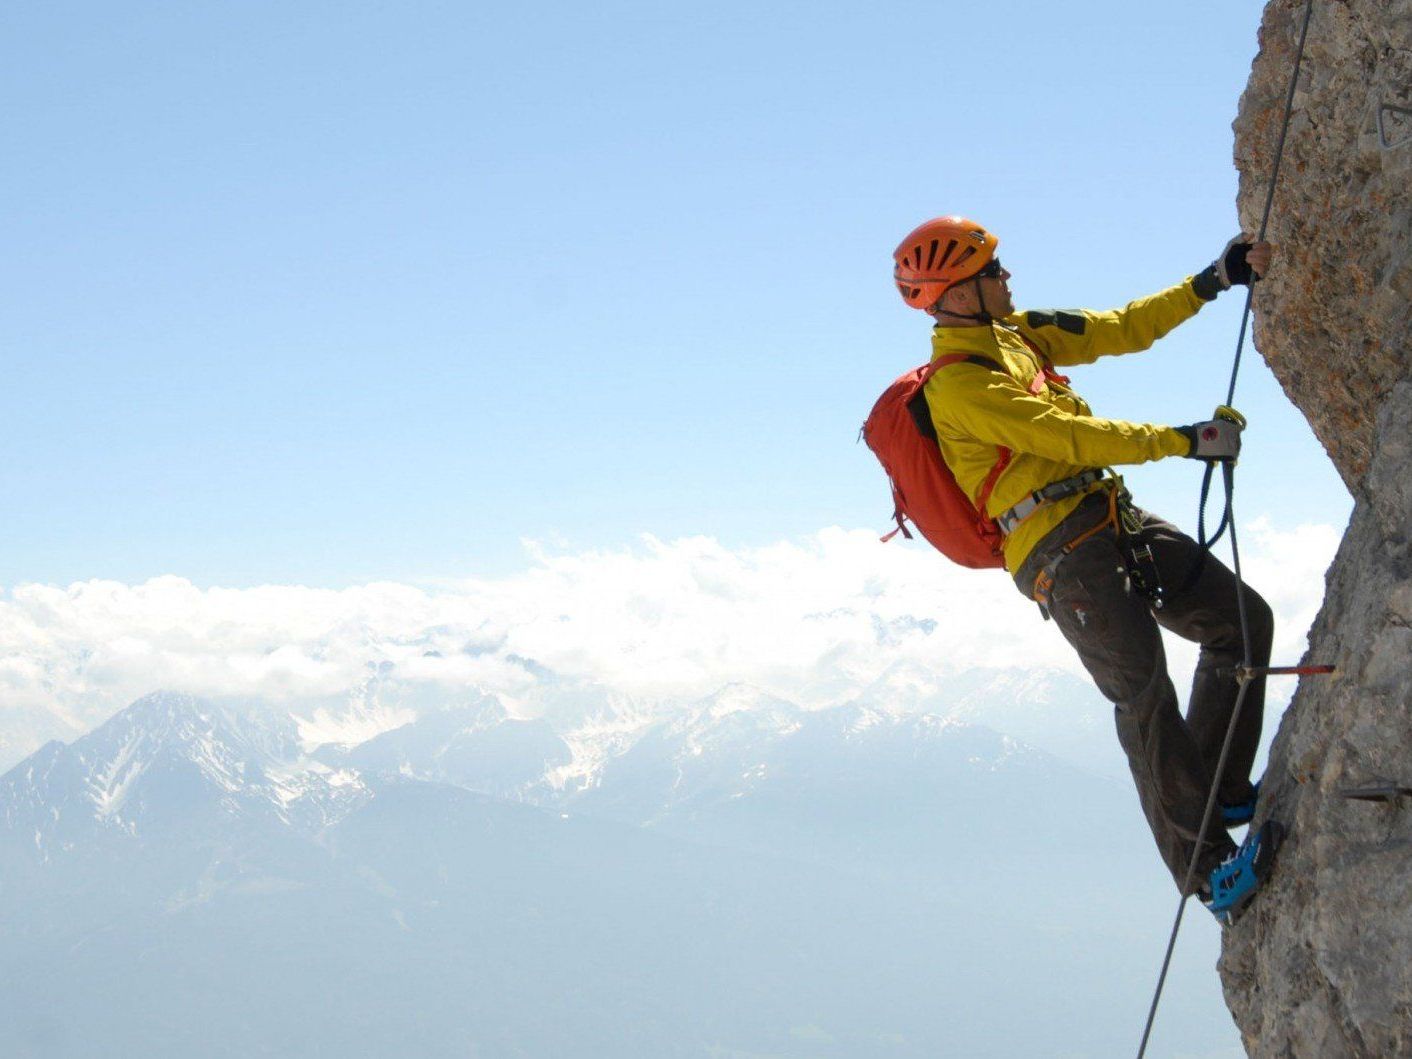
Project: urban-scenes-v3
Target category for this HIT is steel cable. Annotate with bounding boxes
[1135,2,1315,1055]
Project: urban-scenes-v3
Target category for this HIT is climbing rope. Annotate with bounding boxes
[1135,2,1317,1056]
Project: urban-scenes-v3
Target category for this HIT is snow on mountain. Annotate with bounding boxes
[847,662,1123,778]
[0,691,369,855]
[337,694,571,800]
[0,677,1230,1059]
[0,680,1230,1059]
[549,680,1118,873]
[542,696,660,795]
[295,691,416,751]
[0,666,1127,868]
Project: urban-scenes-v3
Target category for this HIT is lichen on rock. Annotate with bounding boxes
[1222,1,1412,1056]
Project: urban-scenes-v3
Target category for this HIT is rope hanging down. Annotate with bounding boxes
[1134,2,1317,1056]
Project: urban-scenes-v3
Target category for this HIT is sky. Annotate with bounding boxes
[1,0,1351,592]
[0,11,1347,1049]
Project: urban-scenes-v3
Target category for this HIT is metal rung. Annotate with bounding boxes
[1340,785,1412,803]
[1222,663,1336,682]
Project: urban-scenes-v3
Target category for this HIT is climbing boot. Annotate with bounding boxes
[1203,819,1284,926]
[1220,779,1262,828]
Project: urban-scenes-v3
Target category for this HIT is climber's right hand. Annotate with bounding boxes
[1177,407,1245,461]
[1191,234,1272,300]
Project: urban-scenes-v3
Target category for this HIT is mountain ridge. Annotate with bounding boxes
[0,683,1241,1058]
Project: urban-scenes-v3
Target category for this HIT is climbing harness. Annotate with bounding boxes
[1029,479,1119,617]
[1027,475,1171,619]
[1135,2,1335,1056]
[997,468,1105,535]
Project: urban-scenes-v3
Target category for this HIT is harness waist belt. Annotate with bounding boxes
[996,469,1106,535]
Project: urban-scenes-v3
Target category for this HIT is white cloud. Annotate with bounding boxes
[0,521,1341,764]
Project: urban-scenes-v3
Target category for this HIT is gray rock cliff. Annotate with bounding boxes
[1224,1,1412,1056]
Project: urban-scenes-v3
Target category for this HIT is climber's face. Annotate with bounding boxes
[931,256,1014,323]
[975,258,1014,318]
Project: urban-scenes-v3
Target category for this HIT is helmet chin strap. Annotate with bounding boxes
[934,275,994,325]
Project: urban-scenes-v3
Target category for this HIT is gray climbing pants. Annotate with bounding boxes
[1013,490,1274,893]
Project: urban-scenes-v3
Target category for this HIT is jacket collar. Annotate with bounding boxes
[930,321,1003,363]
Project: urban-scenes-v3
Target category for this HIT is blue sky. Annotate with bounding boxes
[1,1,1349,588]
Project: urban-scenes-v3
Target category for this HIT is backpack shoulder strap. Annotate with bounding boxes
[921,353,1003,383]
[1013,333,1072,393]
[916,354,1012,525]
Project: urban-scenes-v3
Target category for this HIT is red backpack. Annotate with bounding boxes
[861,354,1009,569]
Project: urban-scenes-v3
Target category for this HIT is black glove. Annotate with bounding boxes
[1177,406,1246,461]
[1192,235,1258,301]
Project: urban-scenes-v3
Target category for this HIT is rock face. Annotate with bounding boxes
[1223,1,1412,1056]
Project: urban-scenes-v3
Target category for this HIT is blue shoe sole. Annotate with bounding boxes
[1211,820,1285,925]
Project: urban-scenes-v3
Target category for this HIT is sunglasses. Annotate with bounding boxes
[975,257,1005,279]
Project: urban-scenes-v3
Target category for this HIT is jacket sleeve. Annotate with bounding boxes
[929,364,1193,466]
[1007,278,1207,367]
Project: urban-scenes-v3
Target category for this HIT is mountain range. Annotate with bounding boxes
[0,686,1240,1058]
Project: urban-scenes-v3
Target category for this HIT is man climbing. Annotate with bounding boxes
[890,216,1279,923]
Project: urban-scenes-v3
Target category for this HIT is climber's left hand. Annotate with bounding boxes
[1216,234,1273,287]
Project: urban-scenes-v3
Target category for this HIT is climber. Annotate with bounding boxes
[891,216,1281,923]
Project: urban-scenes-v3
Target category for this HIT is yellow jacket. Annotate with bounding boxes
[922,279,1202,573]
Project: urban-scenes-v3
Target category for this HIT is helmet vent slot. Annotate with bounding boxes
[890,216,995,309]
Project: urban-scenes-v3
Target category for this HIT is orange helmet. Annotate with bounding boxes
[892,216,999,310]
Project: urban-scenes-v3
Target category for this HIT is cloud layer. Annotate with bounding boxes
[0,521,1340,762]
